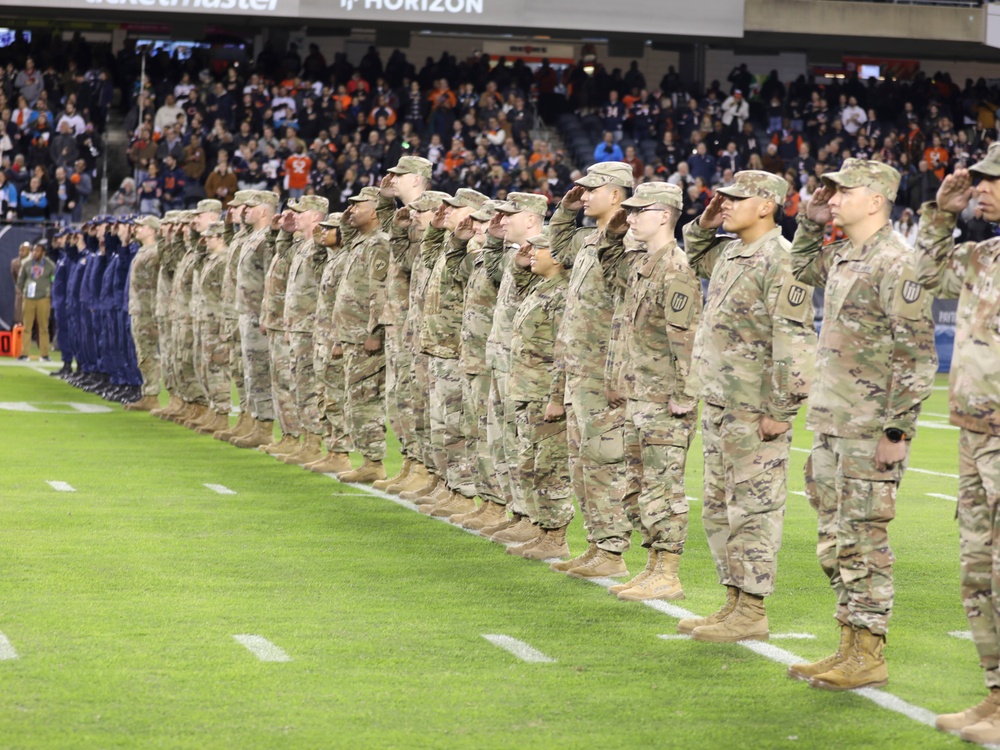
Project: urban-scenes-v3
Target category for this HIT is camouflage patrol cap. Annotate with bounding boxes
[135,215,161,230]
[496,192,548,217]
[621,181,684,210]
[387,155,433,181]
[229,190,254,207]
[575,161,635,190]
[161,210,181,223]
[969,142,1000,178]
[348,186,381,204]
[193,199,223,215]
[717,170,788,205]
[178,210,196,222]
[524,233,551,249]
[408,190,451,212]
[442,188,489,209]
[201,222,226,238]
[319,212,343,229]
[289,194,330,214]
[470,199,501,222]
[821,158,900,202]
[246,191,280,208]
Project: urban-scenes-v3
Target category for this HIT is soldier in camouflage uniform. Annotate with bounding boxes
[280,195,330,467]
[150,212,186,419]
[915,148,1000,743]
[305,211,355,475]
[788,159,935,690]
[190,222,232,435]
[479,193,546,544]
[546,163,633,579]
[124,216,162,412]
[333,186,391,483]
[681,170,816,642]
[606,182,701,602]
[231,191,280,449]
[505,232,573,561]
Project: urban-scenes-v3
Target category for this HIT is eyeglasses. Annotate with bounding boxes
[626,207,666,215]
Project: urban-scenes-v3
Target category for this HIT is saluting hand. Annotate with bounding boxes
[488,213,505,239]
[937,168,974,215]
[393,207,411,228]
[379,174,396,198]
[430,203,448,229]
[606,208,628,237]
[699,192,726,230]
[561,185,585,211]
[805,185,835,225]
[454,216,475,241]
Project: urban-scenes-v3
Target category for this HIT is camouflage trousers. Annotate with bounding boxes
[565,374,630,553]
[486,368,518,510]
[464,372,502,504]
[429,355,476,497]
[131,314,160,397]
[514,399,573,529]
[267,328,300,437]
[804,431,900,634]
[223,316,247,412]
[155,316,176,392]
[702,404,791,598]
[409,351,433,469]
[238,315,274,422]
[343,342,387,461]
[385,325,415,459]
[172,317,207,406]
[289,331,322,437]
[194,316,231,413]
[623,398,695,554]
[957,429,1000,689]
[314,343,353,455]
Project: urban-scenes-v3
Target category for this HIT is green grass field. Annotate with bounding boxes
[0,360,980,748]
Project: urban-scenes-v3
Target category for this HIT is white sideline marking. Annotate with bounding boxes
[658,634,691,640]
[659,632,815,641]
[232,634,291,662]
[338,480,484,538]
[923,411,951,419]
[949,630,974,641]
[791,446,960,480]
[204,483,236,495]
[481,634,556,663]
[0,632,19,660]
[46,481,76,492]
[927,493,958,502]
[790,491,807,498]
[918,420,959,431]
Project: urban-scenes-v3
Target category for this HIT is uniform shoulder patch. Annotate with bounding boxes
[370,243,390,282]
[892,266,929,320]
[664,278,698,329]
[775,279,814,325]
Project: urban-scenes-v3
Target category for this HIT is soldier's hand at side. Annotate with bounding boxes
[363,335,382,354]
[875,434,908,472]
[332,343,343,359]
[805,185,835,225]
[605,387,626,409]
[669,399,694,416]
[937,168,974,215]
[757,415,790,442]
[488,213,505,239]
[561,185,585,211]
[606,208,628,237]
[544,402,565,422]
[454,216,475,241]
[430,203,448,229]
[259,324,267,335]
[393,207,411,228]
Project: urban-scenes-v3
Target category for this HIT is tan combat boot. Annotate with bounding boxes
[182,404,211,428]
[618,551,684,601]
[195,411,230,436]
[937,690,1000,735]
[215,411,249,441]
[282,434,324,465]
[261,433,299,456]
[417,483,453,512]
[399,473,439,501]
[388,463,428,495]
[490,515,536,545]
[374,458,412,491]
[809,626,887,690]
[125,395,160,412]
[610,549,659,595]
[677,586,740,634]
[462,501,508,531]
[304,452,353,475]
[231,419,275,449]
[338,458,386,484]
[450,500,485,525]
[566,548,628,579]
[430,491,475,518]
[692,591,768,642]
[479,510,516,538]
[168,401,194,423]
[504,524,546,555]
[550,542,598,573]
[961,710,1000,746]
[788,623,855,681]
[517,527,570,561]
[154,394,184,419]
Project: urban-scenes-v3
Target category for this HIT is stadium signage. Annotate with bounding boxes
[81,0,295,11]
[339,0,483,12]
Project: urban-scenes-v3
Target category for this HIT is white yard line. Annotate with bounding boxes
[790,446,959,480]
[659,633,815,641]
[918,420,959,431]
[927,493,958,502]
[204,484,237,495]
[0,632,19,660]
[481,634,556,663]
[232,635,291,662]
[46,481,76,493]
[949,631,974,641]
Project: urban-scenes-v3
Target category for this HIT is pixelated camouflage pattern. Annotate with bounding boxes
[509,273,568,403]
[332,227,390,345]
[261,230,295,331]
[284,237,324,333]
[461,234,503,376]
[238,316,273,420]
[429,355,475,496]
[235,226,275,319]
[487,370,516,508]
[268,328,299,436]
[343,342,387,461]
[514,399,574,529]
[464,372,502,504]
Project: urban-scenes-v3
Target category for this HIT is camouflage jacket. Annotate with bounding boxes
[155,233,185,319]
[261,229,295,331]
[791,218,935,438]
[235,226,276,321]
[915,202,1000,436]
[379,195,415,327]
[127,242,160,319]
[614,239,702,406]
[315,245,353,362]
[192,247,226,322]
[509,272,568,403]
[284,237,325,333]
[421,229,471,359]
[460,234,503,375]
[332,226,390,345]
[221,223,249,321]
[685,221,816,422]
[487,242,538,373]
[170,238,207,323]
[404,224,440,355]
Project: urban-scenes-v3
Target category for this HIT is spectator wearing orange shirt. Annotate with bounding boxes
[923,134,949,181]
[428,78,457,140]
[285,146,313,199]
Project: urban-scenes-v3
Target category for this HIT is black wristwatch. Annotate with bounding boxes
[884,428,908,443]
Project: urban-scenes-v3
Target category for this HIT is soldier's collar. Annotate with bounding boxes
[638,240,678,277]
[840,223,893,262]
[727,226,782,258]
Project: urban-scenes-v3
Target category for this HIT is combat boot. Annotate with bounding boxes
[399,473,440,501]
[282,434,324,465]
[692,591,768,642]
[566,548,628,579]
[461,501,508,531]
[788,623,855,681]
[124,395,159,412]
[153,394,184,419]
[262,434,300,456]
[215,411,249,441]
[505,524,547,555]
[388,463,428,495]
[677,585,739,634]
[195,411,230,436]
[450,500,485,525]
[809,626,887,690]
[231,419,275,449]
[479,511,517,539]
[610,549,659,595]
[961,709,1000,746]
[188,406,218,430]
[429,491,475,518]
[417,483,453,512]
[181,404,211,428]
[374,458,412,491]
[304,452,353,475]
[936,690,1000,735]
[490,515,536,545]
[618,551,685,601]
[550,542,598,573]
[518,526,570,561]
[337,458,386,484]
[168,401,194,423]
